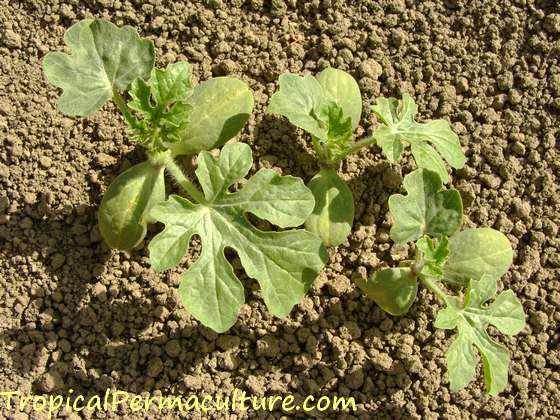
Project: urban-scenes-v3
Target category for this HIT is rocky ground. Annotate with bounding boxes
[0,0,559,418]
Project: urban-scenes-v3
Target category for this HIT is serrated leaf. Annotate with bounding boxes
[268,73,329,140]
[170,77,254,154]
[128,62,193,144]
[417,236,449,278]
[372,94,466,183]
[434,274,525,395]
[443,228,513,286]
[148,143,327,332]
[356,268,418,316]
[305,168,354,247]
[388,168,463,244]
[43,19,154,116]
[98,161,165,251]
[316,68,362,130]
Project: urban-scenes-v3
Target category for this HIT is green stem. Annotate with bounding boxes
[112,89,139,129]
[155,152,207,204]
[346,134,377,156]
[420,275,449,304]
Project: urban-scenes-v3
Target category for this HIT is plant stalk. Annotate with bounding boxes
[419,275,449,304]
[346,135,377,156]
[112,89,142,130]
[156,152,207,204]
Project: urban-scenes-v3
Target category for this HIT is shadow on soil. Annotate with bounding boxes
[251,116,319,180]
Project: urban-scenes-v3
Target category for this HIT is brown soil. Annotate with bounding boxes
[1,0,559,419]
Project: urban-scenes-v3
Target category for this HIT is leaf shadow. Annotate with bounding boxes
[251,115,318,181]
[345,159,389,226]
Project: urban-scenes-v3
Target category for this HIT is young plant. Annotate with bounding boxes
[356,168,526,395]
[43,19,327,332]
[267,69,360,246]
[370,94,466,184]
[268,70,466,247]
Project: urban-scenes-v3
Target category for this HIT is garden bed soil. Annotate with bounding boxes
[1,0,559,418]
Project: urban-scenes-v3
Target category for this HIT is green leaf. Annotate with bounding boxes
[268,73,329,140]
[318,103,354,162]
[305,168,354,247]
[170,77,254,154]
[356,268,418,316]
[316,68,362,130]
[443,228,513,286]
[417,236,449,278]
[269,71,360,163]
[43,19,154,116]
[372,94,466,183]
[98,161,165,251]
[388,168,463,244]
[148,143,327,332]
[128,62,193,144]
[434,274,525,395]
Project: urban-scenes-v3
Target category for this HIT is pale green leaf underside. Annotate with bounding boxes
[43,19,154,116]
[372,94,466,183]
[356,267,418,316]
[98,161,165,251]
[148,143,326,332]
[388,168,463,244]
[305,168,354,247]
[435,274,525,395]
[170,77,254,154]
[443,228,513,286]
[268,73,329,140]
[316,68,362,130]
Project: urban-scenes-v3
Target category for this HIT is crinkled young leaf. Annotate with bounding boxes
[269,71,360,163]
[356,268,418,316]
[443,228,513,286]
[434,274,525,395]
[316,68,362,130]
[417,236,449,278]
[372,94,466,183]
[170,77,254,154]
[128,62,193,144]
[148,143,327,332]
[305,168,354,247]
[316,103,354,162]
[388,168,463,244]
[268,73,329,140]
[43,19,154,116]
[98,161,165,251]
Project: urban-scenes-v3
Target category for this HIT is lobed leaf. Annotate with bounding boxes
[434,274,525,395]
[388,168,463,244]
[443,228,513,286]
[356,268,418,316]
[268,71,360,164]
[128,62,193,144]
[170,77,254,154]
[43,19,154,116]
[98,161,165,251]
[372,94,466,183]
[305,168,354,247]
[268,73,329,140]
[148,143,327,332]
[316,68,362,130]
